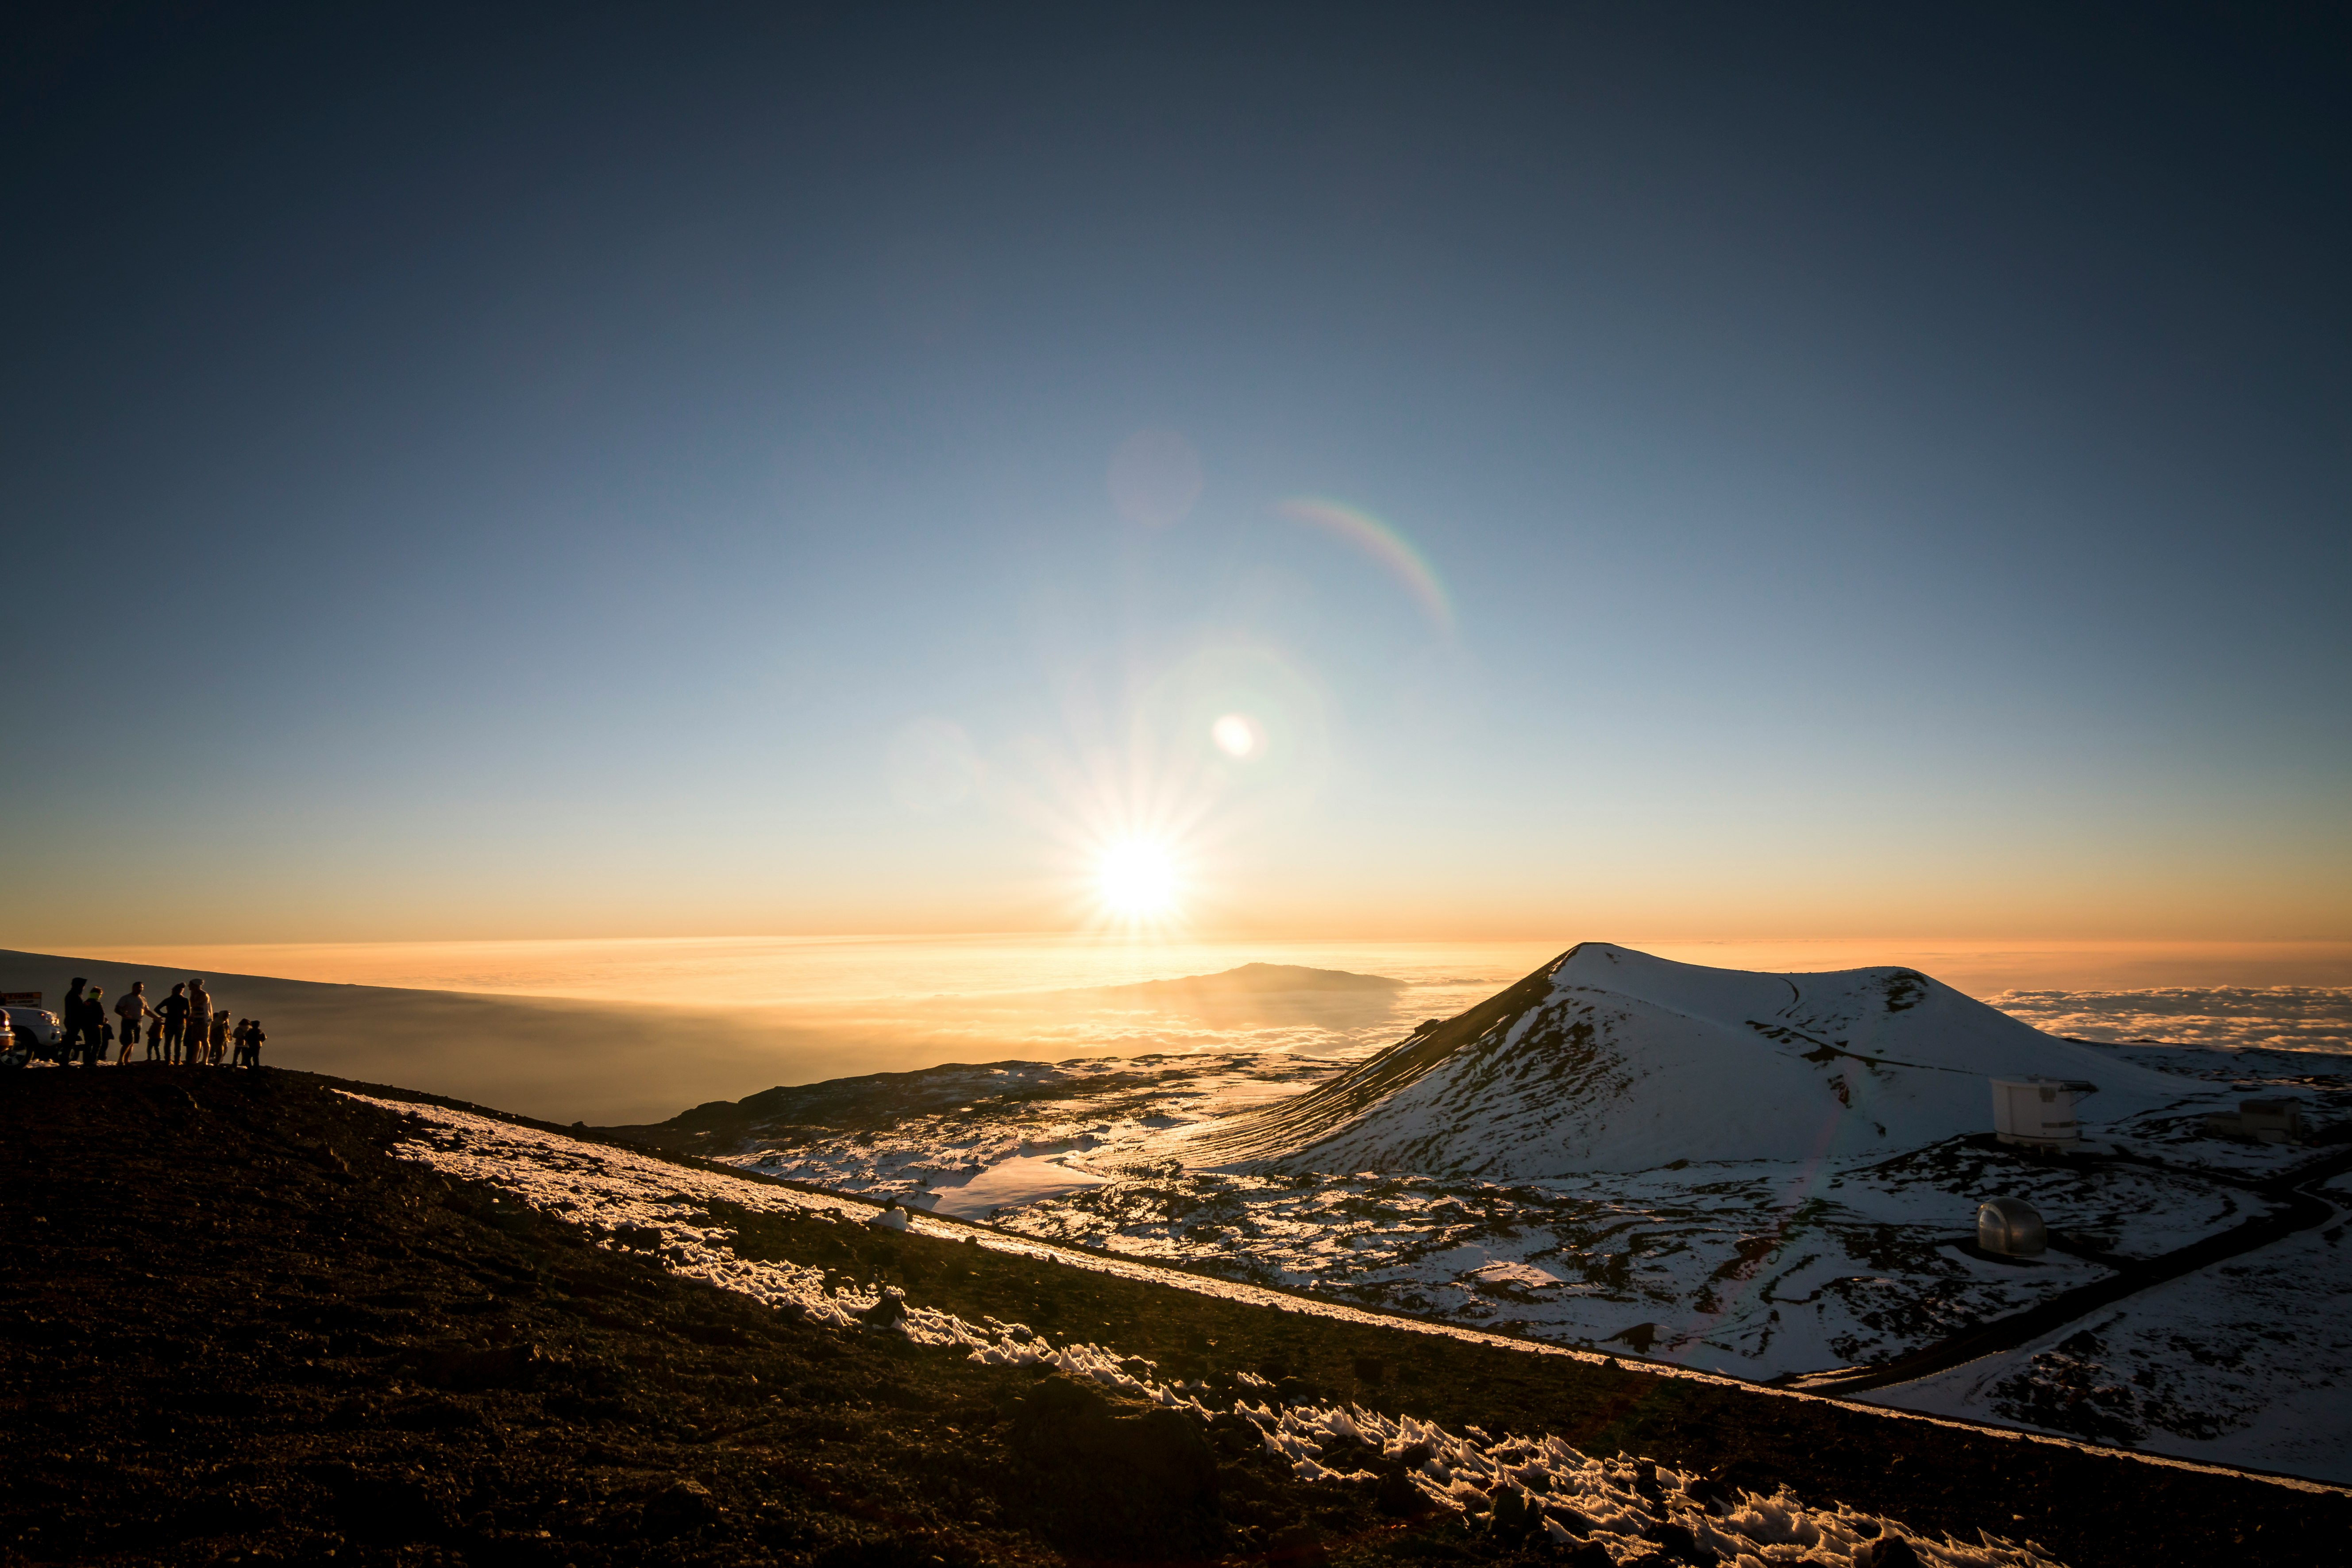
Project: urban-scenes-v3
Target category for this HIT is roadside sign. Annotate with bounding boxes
[2,991,41,1007]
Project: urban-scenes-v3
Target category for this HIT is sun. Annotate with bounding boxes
[1095,840,1180,920]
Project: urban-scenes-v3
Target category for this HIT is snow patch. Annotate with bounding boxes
[926,1154,1112,1218]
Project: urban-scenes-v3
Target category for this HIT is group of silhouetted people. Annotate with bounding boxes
[31,977,266,1069]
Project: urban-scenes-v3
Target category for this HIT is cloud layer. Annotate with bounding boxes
[1991,987,2352,1054]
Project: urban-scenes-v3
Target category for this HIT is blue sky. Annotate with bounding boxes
[4,3,2345,944]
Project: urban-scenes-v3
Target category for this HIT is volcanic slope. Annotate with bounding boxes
[1185,944,2188,1177]
[29,1068,2338,1568]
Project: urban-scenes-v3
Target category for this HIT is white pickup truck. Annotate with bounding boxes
[3,1002,64,1056]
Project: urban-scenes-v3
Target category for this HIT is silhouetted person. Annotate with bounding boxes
[60,977,89,1061]
[78,987,106,1067]
[114,982,152,1066]
[234,1018,265,1067]
[184,979,212,1063]
[207,1009,229,1066]
[158,983,190,1063]
[146,1010,166,1061]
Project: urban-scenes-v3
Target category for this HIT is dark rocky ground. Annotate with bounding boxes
[0,1070,2341,1567]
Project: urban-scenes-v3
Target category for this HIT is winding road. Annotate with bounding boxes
[1787,1140,2352,1396]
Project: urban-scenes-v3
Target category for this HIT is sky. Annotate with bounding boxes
[4,2,2347,948]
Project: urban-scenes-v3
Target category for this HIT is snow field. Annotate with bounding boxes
[1865,1207,2352,1483]
[979,1146,2266,1382]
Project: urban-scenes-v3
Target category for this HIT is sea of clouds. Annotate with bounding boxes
[1989,987,2352,1055]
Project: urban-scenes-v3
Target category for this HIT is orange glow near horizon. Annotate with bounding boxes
[38,935,2352,1007]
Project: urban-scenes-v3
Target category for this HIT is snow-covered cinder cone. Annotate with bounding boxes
[1187,943,2182,1177]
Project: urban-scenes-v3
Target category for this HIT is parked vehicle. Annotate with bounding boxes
[2,1006,64,1055]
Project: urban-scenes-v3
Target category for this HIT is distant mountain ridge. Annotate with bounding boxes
[1077,963,1404,1001]
[602,963,1406,1146]
[605,1058,1196,1148]
[1183,943,2187,1176]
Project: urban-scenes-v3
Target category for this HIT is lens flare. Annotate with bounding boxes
[1096,840,1180,919]
[1276,496,1454,636]
[1211,713,1259,758]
